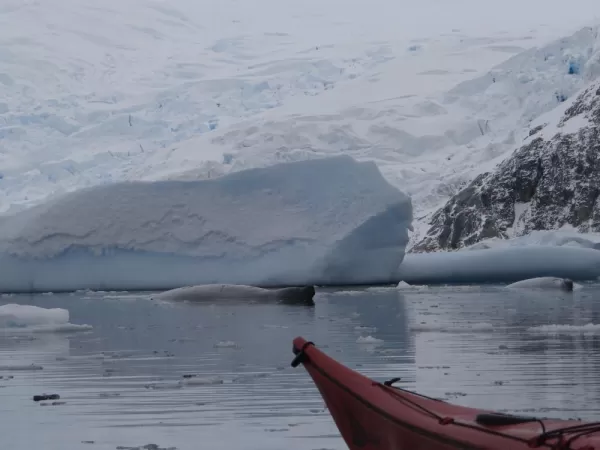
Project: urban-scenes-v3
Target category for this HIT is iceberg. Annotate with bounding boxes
[398,245,600,285]
[0,156,412,292]
[0,304,92,332]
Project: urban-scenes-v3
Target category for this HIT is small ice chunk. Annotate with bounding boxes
[354,326,377,332]
[0,304,68,327]
[214,340,237,348]
[329,290,364,296]
[145,381,183,390]
[0,364,43,371]
[0,304,91,333]
[182,376,224,385]
[409,322,494,332]
[356,336,384,344]
[528,323,600,334]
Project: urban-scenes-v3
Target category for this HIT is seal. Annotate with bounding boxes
[152,284,316,306]
[506,277,574,292]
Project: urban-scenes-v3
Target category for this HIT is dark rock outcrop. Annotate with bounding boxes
[413,82,600,252]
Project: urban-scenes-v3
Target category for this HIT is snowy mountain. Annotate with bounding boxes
[413,78,600,252]
[2,0,600,219]
[4,0,600,258]
[161,23,600,250]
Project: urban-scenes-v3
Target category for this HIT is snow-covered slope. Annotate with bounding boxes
[2,0,600,225]
[0,156,411,292]
[414,77,600,252]
[194,24,600,249]
[5,0,600,259]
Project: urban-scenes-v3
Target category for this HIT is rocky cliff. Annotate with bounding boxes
[413,80,600,252]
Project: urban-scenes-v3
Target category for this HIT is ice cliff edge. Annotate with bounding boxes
[0,155,412,292]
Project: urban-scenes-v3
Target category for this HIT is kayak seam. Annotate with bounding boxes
[307,358,554,450]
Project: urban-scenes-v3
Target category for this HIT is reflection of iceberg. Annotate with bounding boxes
[399,246,600,284]
[0,304,92,333]
[0,156,412,292]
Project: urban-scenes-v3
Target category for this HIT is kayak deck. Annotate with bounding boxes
[291,337,600,450]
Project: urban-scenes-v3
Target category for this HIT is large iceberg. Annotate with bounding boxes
[0,156,412,292]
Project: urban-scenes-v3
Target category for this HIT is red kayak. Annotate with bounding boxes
[291,336,600,450]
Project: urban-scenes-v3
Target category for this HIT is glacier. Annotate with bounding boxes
[0,156,412,293]
[2,0,600,244]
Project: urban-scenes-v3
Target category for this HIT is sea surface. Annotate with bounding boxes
[2,284,600,450]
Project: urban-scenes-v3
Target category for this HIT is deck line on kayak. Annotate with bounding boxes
[299,341,556,449]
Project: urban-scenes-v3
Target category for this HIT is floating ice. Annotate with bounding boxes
[354,326,378,332]
[145,381,183,390]
[0,156,411,293]
[396,281,429,290]
[528,323,600,334]
[399,245,600,284]
[0,304,92,333]
[183,376,225,386]
[409,322,494,332]
[356,335,384,344]
[214,340,238,349]
[327,290,365,296]
[0,364,43,371]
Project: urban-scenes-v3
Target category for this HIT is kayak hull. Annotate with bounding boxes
[292,337,600,450]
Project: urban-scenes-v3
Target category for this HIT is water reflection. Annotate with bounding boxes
[403,285,600,419]
[2,285,600,449]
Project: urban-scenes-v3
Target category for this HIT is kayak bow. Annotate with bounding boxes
[291,336,600,450]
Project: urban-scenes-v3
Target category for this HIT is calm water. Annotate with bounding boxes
[2,284,600,450]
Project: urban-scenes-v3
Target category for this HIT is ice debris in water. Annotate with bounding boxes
[398,246,600,284]
[354,326,377,332]
[182,376,224,385]
[116,445,177,450]
[214,340,238,348]
[232,373,270,383]
[145,381,183,390]
[356,336,384,344]
[527,323,600,334]
[329,290,365,296]
[0,364,43,371]
[0,304,91,333]
[409,322,494,332]
[396,281,429,290]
